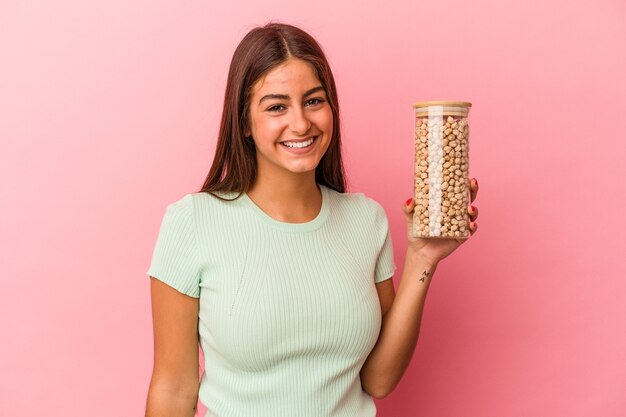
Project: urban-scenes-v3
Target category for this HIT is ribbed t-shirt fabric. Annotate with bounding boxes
[146,184,397,417]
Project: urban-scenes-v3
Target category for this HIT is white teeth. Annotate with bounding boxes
[283,137,316,148]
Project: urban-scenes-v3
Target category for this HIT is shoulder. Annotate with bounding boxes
[186,190,246,229]
[188,190,241,205]
[155,194,197,232]
[182,190,243,211]
[324,185,387,223]
[159,193,195,217]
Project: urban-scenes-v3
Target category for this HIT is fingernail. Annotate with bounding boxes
[470,205,476,212]
[474,178,478,186]
[406,198,412,206]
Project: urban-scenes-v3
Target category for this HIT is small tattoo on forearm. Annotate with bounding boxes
[419,270,430,283]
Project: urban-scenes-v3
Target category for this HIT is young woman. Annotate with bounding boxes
[145,22,479,417]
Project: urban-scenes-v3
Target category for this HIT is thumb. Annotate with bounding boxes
[403,197,416,223]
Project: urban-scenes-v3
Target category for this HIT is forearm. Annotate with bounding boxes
[360,249,438,398]
[145,384,198,417]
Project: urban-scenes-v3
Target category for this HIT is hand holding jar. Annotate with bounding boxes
[403,176,478,265]
[403,101,479,265]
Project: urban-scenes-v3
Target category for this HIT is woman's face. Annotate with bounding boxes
[246,57,333,177]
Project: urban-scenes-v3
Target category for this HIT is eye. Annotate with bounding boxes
[305,98,325,107]
[267,104,286,112]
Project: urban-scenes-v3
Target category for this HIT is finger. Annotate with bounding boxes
[467,204,478,221]
[470,177,478,202]
[403,197,416,220]
[469,220,478,235]
[404,197,416,211]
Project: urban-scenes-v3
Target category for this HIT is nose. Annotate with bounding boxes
[289,106,311,136]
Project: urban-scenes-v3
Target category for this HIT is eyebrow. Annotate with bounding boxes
[258,86,325,105]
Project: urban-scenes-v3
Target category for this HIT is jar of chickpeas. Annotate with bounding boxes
[412,101,472,239]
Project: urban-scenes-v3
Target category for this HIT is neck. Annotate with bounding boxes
[246,171,322,223]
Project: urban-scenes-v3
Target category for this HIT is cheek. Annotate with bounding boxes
[315,107,334,133]
[252,116,283,138]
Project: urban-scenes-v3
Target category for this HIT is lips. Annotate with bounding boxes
[279,135,319,152]
[279,135,317,144]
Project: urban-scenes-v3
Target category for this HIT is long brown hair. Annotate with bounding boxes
[197,21,347,200]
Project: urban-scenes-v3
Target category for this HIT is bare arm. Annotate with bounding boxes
[145,277,201,417]
[360,250,437,399]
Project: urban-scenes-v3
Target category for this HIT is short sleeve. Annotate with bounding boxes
[373,203,397,283]
[146,194,201,298]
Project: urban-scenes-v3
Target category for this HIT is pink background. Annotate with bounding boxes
[1,0,625,416]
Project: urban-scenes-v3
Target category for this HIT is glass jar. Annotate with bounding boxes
[412,101,472,239]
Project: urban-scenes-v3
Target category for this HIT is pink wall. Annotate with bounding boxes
[1,0,624,416]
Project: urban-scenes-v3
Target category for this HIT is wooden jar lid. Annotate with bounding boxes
[412,100,472,108]
[413,101,472,117]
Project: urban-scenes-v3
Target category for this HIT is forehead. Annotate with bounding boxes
[251,58,321,94]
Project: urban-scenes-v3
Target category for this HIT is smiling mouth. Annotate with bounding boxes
[280,136,318,149]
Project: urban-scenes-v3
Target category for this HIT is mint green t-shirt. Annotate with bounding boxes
[146,184,397,417]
